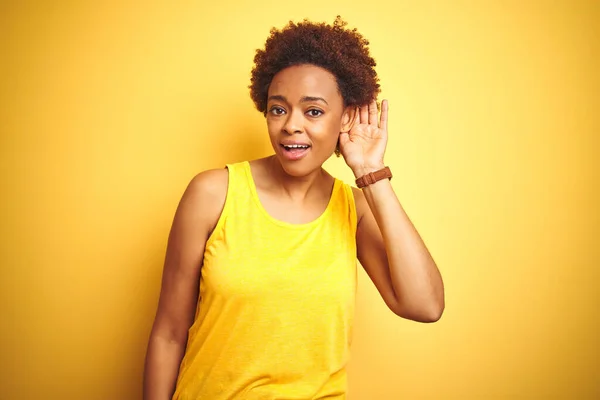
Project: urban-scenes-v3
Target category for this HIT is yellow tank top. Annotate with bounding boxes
[173,161,358,400]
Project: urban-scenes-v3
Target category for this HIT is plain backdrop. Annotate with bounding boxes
[1,1,598,399]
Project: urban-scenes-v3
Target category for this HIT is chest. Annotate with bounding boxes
[255,190,332,225]
[202,217,357,303]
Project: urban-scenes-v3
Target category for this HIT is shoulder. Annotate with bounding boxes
[187,167,229,200]
[177,168,229,231]
[351,185,367,224]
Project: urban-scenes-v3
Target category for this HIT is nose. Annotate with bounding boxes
[282,109,303,135]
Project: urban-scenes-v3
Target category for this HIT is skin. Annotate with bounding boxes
[143,64,445,399]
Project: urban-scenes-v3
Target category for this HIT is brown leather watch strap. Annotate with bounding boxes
[355,167,392,188]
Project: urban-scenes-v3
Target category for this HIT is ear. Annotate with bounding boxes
[340,105,358,133]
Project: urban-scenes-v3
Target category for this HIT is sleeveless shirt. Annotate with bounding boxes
[173,161,358,399]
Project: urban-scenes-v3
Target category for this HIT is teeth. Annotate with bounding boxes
[284,144,309,149]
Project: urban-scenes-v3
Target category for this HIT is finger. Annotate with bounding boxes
[379,99,388,131]
[338,131,350,149]
[368,100,378,125]
[359,104,368,124]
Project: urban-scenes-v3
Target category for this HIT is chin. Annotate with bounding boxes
[273,152,320,178]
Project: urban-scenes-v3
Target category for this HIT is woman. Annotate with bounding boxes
[144,16,444,400]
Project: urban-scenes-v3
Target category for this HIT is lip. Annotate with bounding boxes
[279,143,311,161]
[280,140,311,147]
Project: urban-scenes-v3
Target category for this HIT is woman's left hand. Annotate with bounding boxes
[339,99,389,176]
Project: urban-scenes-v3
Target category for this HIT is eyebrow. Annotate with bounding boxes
[267,95,329,105]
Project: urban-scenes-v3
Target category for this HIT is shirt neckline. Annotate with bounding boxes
[243,161,340,229]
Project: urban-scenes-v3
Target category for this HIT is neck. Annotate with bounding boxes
[266,155,329,201]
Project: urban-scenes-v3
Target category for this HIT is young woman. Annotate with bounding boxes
[144,16,444,400]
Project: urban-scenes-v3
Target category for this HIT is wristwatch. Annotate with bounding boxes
[355,167,392,188]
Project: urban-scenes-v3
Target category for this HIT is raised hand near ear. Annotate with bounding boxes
[339,99,388,176]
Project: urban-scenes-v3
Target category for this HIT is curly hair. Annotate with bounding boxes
[250,16,380,114]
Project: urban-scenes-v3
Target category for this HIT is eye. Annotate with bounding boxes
[269,106,286,116]
[307,109,323,117]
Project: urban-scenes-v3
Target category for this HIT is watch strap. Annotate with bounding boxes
[355,166,392,188]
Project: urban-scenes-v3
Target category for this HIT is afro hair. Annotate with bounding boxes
[250,16,380,115]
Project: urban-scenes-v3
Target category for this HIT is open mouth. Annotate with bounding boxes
[280,144,311,160]
[281,144,310,151]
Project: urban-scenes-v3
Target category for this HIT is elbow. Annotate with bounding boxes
[420,301,445,323]
[422,293,445,322]
[393,297,445,323]
[149,319,190,349]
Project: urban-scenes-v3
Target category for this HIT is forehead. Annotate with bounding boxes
[268,64,342,102]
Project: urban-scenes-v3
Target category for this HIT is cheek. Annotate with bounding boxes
[266,118,280,135]
[307,122,340,155]
[314,119,341,142]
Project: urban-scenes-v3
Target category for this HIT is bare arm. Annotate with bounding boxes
[353,183,444,322]
[340,99,444,323]
[143,169,227,399]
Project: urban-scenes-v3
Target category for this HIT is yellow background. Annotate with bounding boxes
[1,1,598,399]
